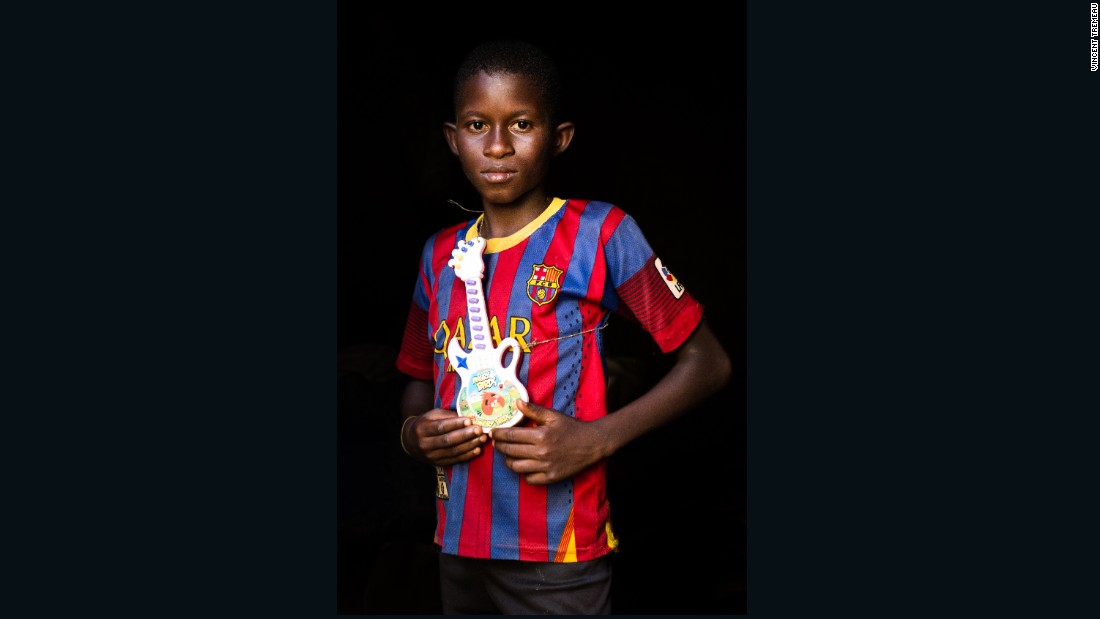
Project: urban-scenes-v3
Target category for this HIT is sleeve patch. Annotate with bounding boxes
[654,257,685,299]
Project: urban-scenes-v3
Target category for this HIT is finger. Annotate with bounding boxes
[500,455,547,478]
[491,441,542,460]
[419,408,461,422]
[488,426,540,445]
[425,416,482,438]
[428,427,486,452]
[429,433,488,462]
[436,443,486,466]
[523,473,553,486]
[516,399,553,423]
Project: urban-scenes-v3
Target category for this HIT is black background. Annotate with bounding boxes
[6,3,1096,618]
[337,8,747,615]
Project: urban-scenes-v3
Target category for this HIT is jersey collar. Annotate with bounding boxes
[466,198,566,254]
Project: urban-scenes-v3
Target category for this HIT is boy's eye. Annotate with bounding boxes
[470,121,486,131]
[514,120,531,130]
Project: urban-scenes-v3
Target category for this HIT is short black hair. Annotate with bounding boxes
[453,40,562,124]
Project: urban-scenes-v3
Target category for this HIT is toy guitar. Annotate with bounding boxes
[446,236,529,429]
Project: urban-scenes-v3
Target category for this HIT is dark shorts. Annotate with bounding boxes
[438,551,613,615]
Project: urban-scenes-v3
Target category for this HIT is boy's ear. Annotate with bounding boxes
[443,122,459,155]
[553,122,575,156]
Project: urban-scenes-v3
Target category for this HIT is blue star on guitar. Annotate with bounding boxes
[454,355,469,369]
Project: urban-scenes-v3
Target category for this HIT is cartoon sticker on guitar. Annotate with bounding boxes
[446,236,529,429]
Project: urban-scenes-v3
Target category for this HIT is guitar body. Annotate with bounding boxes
[447,336,528,429]
[446,236,529,429]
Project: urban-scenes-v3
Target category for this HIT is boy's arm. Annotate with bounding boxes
[490,319,732,485]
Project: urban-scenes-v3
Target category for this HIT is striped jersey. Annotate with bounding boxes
[396,197,704,562]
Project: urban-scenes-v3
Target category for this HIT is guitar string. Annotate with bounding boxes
[447,198,483,213]
[526,318,609,348]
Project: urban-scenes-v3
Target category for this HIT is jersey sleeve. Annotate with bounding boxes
[602,213,704,353]
[395,238,437,380]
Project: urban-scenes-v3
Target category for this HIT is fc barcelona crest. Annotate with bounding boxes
[526,263,564,306]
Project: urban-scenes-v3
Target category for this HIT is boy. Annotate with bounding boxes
[395,39,732,614]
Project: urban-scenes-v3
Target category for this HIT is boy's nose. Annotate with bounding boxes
[484,128,513,158]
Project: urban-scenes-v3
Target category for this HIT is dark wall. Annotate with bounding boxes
[338,10,746,615]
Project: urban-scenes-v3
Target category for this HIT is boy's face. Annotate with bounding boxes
[445,71,572,207]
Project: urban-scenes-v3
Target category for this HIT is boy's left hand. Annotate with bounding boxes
[488,400,606,485]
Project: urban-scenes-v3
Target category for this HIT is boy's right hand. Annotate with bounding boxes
[404,409,488,466]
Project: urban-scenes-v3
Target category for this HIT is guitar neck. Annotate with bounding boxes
[461,276,490,352]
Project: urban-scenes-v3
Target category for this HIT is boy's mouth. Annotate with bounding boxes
[481,169,516,184]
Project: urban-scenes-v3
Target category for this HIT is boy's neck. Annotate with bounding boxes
[479,194,555,239]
